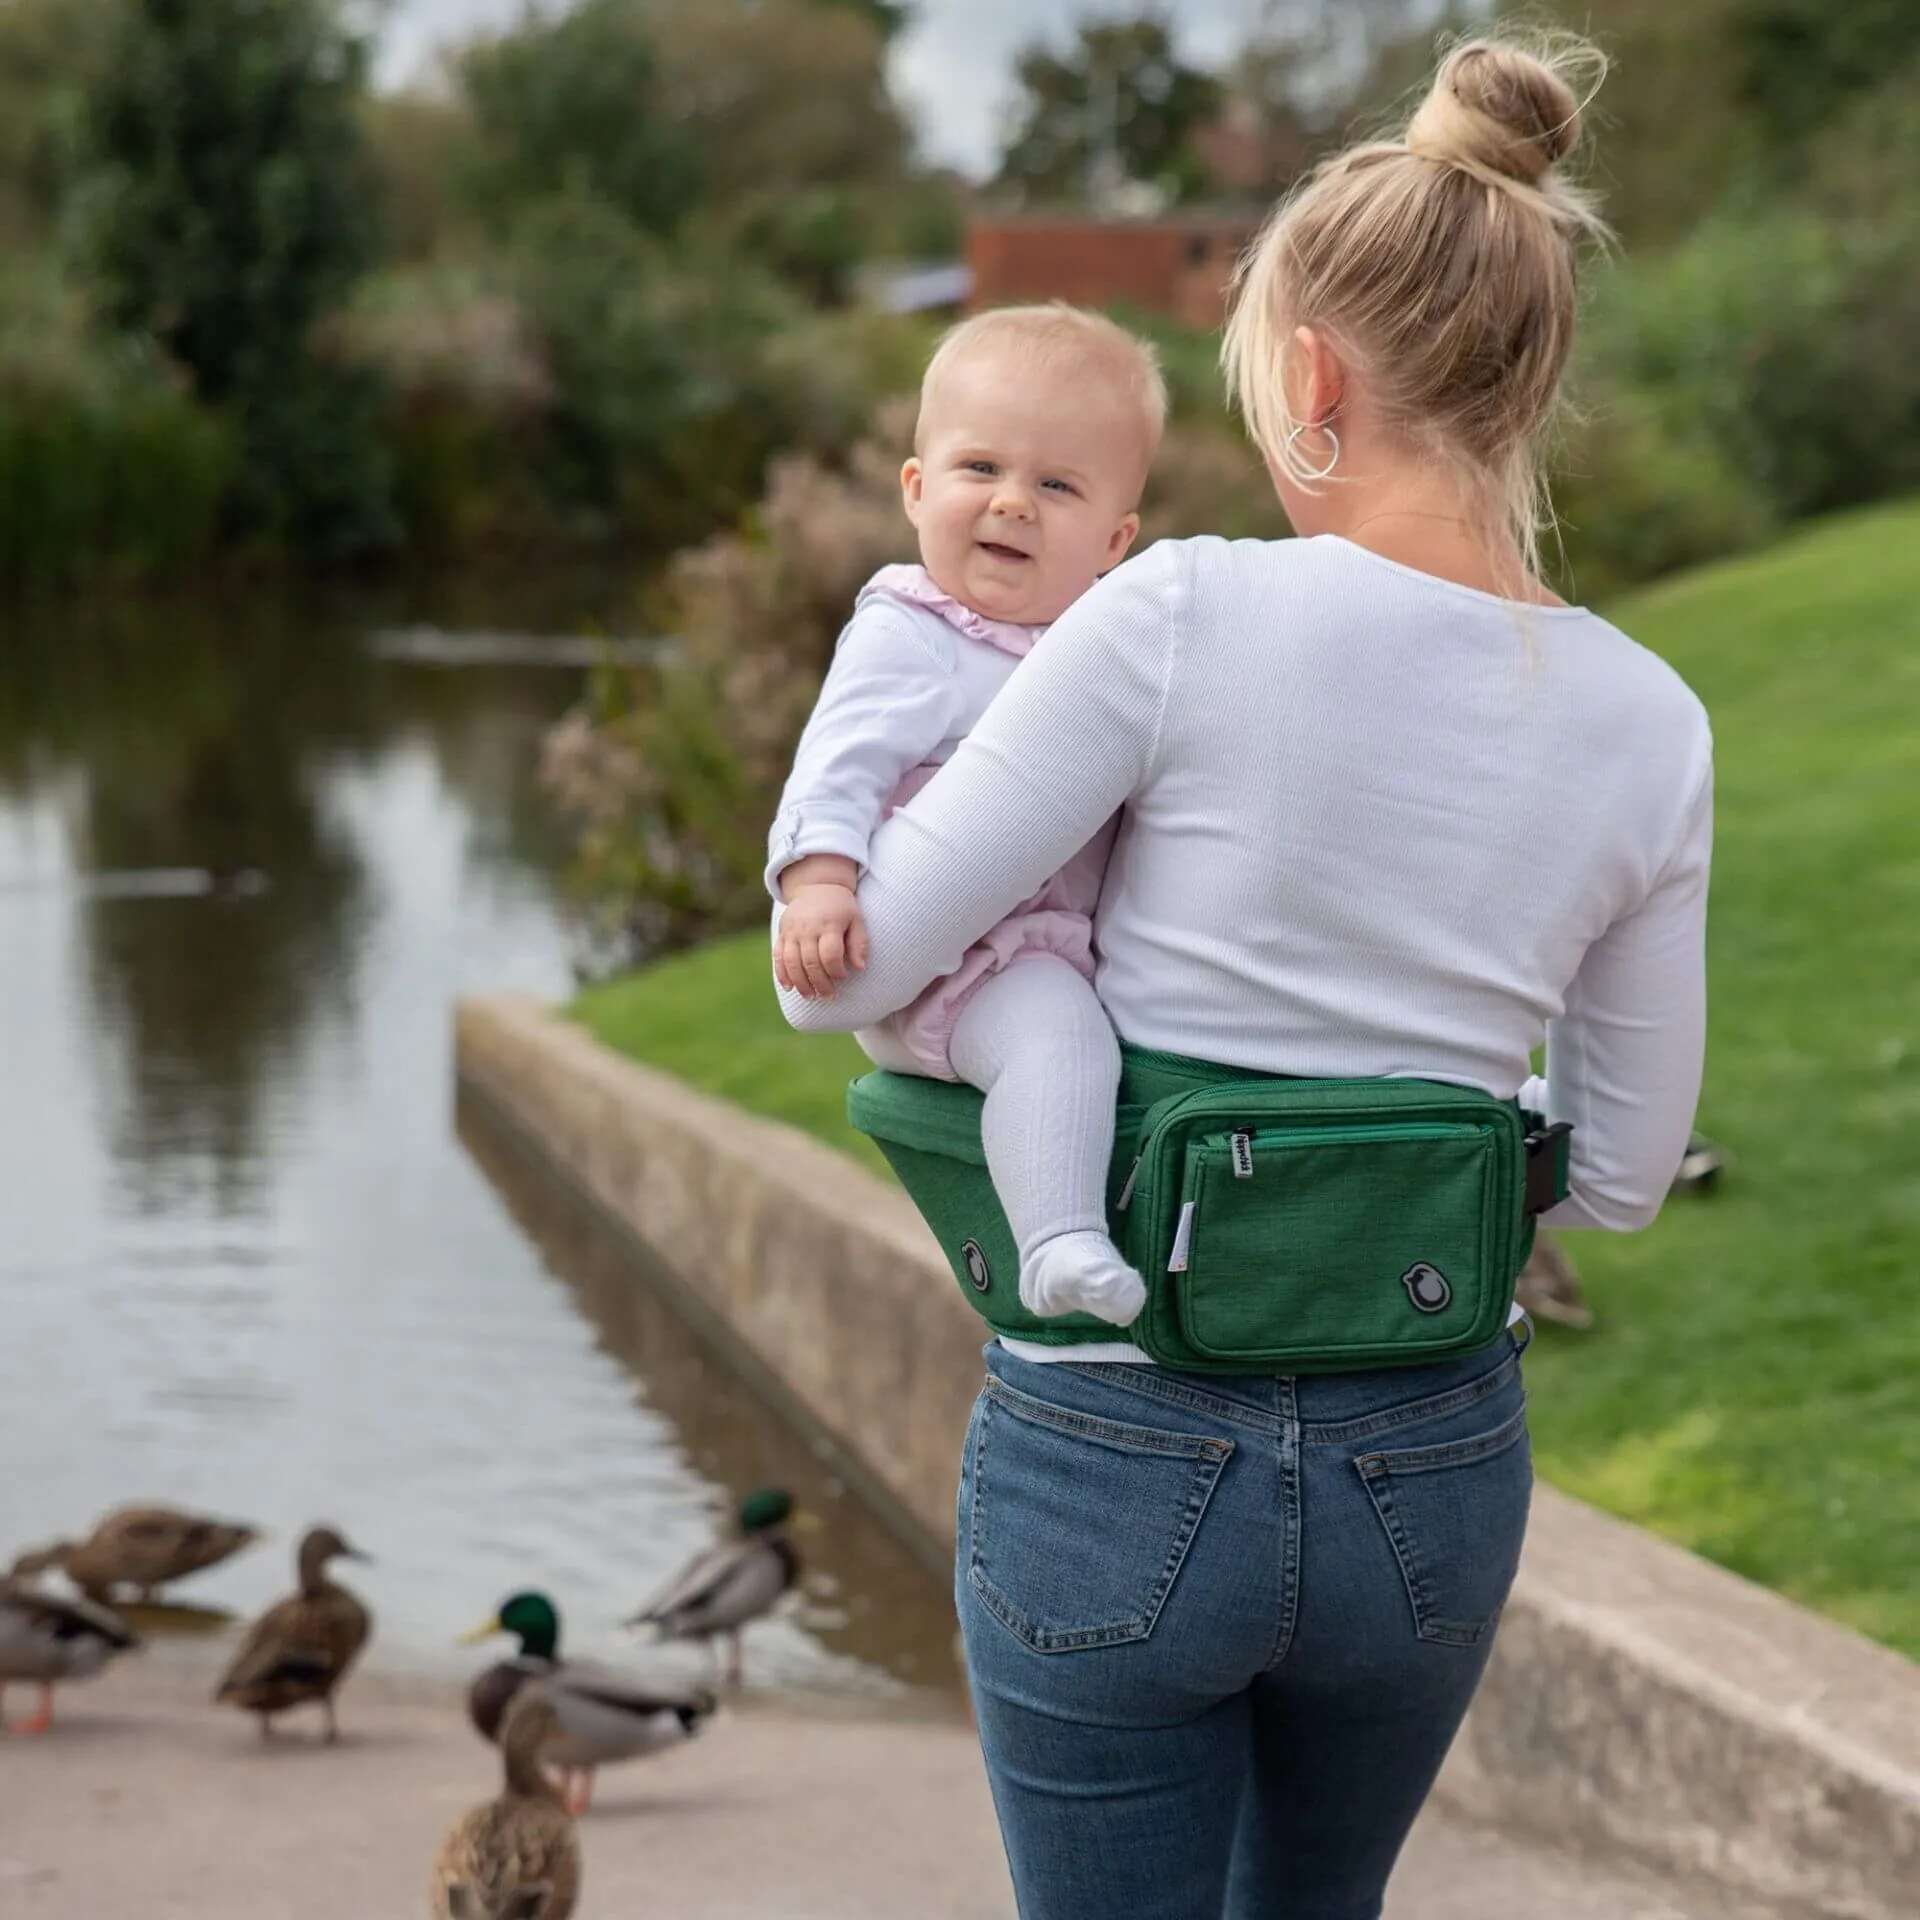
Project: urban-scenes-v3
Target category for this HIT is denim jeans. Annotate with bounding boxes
[956,1331,1532,1920]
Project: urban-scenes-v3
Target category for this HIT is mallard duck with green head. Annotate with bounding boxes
[214,1524,372,1742]
[431,1689,581,1919]
[0,1555,141,1735]
[462,1590,715,1815]
[626,1487,802,1686]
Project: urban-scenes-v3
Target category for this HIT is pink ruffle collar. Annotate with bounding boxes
[858,564,1044,659]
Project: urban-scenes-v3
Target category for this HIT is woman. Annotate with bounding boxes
[777,33,1710,1920]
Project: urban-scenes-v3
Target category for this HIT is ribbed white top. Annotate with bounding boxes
[779,534,1712,1239]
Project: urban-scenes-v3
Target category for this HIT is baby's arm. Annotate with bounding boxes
[767,601,964,995]
[777,543,1179,1033]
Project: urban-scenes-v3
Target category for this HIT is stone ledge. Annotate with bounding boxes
[453,992,1920,1920]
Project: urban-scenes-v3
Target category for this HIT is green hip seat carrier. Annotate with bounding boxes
[847,1043,1571,1376]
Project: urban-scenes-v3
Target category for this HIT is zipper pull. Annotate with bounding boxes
[1168,1200,1196,1273]
[1231,1128,1255,1180]
[1116,1155,1141,1211]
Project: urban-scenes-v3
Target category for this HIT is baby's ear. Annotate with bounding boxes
[1106,511,1142,566]
[900,457,925,522]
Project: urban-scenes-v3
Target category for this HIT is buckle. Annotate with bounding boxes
[1524,1121,1572,1215]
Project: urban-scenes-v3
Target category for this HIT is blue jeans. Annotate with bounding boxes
[956,1332,1532,1920]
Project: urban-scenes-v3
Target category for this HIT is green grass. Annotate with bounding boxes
[573,497,1920,1658]
[573,934,892,1181]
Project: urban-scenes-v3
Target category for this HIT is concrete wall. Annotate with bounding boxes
[455,994,1920,1920]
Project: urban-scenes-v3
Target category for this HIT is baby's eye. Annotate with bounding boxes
[966,460,998,477]
[1041,478,1078,496]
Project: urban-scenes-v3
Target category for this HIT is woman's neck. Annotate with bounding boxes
[1305,466,1564,608]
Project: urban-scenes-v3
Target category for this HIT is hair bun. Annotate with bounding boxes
[1405,41,1586,187]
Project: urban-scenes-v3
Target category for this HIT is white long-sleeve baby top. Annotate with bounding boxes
[765,570,1038,895]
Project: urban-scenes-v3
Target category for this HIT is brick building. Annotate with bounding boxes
[965,214,1263,330]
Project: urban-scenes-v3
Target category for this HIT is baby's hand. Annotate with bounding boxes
[776,881,869,1000]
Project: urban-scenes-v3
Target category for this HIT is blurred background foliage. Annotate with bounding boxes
[0,0,1915,943]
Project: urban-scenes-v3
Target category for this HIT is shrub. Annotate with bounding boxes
[0,291,232,585]
[543,405,915,959]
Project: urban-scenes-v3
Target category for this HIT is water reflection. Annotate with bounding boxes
[0,568,955,1701]
[457,1088,963,1698]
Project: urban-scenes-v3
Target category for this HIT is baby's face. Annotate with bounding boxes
[903,350,1147,627]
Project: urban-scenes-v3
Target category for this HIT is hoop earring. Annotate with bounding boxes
[1284,421,1341,482]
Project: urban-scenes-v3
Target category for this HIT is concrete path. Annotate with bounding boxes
[0,1657,1767,1919]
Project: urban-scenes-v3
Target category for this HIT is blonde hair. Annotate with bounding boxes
[918,303,1168,486]
[1223,31,1611,581]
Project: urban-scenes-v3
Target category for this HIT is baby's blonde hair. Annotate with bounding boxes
[917,303,1168,489]
[1223,30,1611,581]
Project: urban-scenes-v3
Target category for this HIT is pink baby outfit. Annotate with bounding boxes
[842,566,1112,1082]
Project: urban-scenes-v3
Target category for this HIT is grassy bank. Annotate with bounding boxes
[572,497,1920,1658]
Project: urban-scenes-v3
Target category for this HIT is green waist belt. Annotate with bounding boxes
[847,1044,1571,1375]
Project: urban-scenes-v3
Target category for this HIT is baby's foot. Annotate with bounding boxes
[1021,1231,1147,1326]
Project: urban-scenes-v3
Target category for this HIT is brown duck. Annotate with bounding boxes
[431,1690,581,1919]
[214,1525,372,1742]
[27,1505,259,1606]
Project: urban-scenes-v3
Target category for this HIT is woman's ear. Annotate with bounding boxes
[1291,326,1346,430]
[900,457,925,525]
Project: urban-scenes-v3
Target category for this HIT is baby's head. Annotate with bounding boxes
[904,304,1166,627]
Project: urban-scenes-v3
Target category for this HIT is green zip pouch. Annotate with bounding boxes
[847,1046,1570,1376]
[1119,1075,1543,1371]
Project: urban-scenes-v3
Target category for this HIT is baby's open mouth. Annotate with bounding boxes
[977,541,1030,562]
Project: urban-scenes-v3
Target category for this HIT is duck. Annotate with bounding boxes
[1673,1130,1729,1195]
[213,1525,372,1743]
[1515,1231,1593,1331]
[0,1556,141,1735]
[25,1505,259,1607]
[462,1590,716,1815]
[431,1690,581,1920]
[626,1487,802,1685]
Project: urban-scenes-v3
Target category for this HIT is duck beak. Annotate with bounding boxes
[457,1616,504,1647]
[792,1511,824,1535]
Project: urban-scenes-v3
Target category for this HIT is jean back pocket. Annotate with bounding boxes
[1355,1401,1531,1647]
[967,1375,1231,1653]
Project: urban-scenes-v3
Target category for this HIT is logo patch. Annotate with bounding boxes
[962,1238,992,1294]
[1401,1262,1453,1314]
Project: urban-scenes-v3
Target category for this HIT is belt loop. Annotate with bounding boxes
[1275,1374,1300,1435]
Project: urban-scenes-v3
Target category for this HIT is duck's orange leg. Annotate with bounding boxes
[14,1684,54,1736]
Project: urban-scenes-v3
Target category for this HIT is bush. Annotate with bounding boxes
[337,264,553,552]
[543,405,916,958]
[1580,209,1920,528]
[0,291,233,585]
[1549,387,1776,604]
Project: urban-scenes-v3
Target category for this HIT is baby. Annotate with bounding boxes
[768,304,1166,1326]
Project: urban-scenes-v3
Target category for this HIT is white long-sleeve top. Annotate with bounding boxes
[764,585,1032,895]
[778,534,1713,1236]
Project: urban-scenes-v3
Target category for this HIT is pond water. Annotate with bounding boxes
[0,571,959,1703]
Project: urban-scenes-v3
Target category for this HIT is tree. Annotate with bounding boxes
[1732,0,1920,162]
[0,0,115,247]
[81,0,391,555]
[995,14,1224,209]
[458,0,699,239]
[812,0,910,39]
[456,0,906,304]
